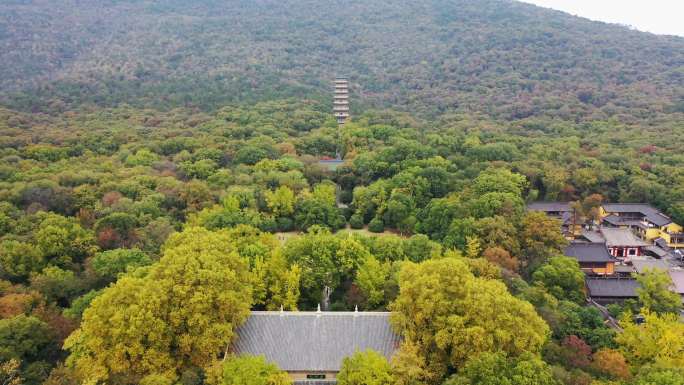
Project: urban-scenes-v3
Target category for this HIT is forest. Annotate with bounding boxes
[2,0,684,121]
[0,0,683,385]
[0,100,682,385]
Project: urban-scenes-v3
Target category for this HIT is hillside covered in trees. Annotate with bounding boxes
[1,0,683,122]
[0,1,683,385]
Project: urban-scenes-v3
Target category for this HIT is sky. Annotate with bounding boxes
[521,0,684,37]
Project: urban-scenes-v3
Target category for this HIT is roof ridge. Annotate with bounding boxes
[249,311,392,315]
[604,202,653,205]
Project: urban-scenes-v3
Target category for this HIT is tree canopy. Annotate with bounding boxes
[64,227,254,384]
[389,257,549,383]
[207,355,291,385]
[0,1,682,383]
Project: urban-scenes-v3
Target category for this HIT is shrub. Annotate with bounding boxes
[368,218,384,233]
[349,213,364,229]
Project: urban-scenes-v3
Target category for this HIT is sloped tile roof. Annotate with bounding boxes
[602,215,627,226]
[233,311,401,372]
[581,230,606,243]
[600,228,649,247]
[564,242,613,263]
[586,278,640,298]
[602,203,672,227]
[644,245,670,258]
[631,258,671,274]
[527,202,572,212]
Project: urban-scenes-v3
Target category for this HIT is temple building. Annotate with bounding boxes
[597,227,649,259]
[600,203,684,249]
[585,278,640,305]
[232,310,401,384]
[564,242,615,275]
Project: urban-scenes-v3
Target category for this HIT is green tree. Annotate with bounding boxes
[443,217,476,250]
[636,268,682,315]
[209,354,291,385]
[294,197,344,231]
[282,227,341,307]
[29,267,82,306]
[402,234,441,263]
[35,213,96,264]
[252,249,300,311]
[63,290,103,320]
[337,350,393,385]
[336,237,370,274]
[520,212,568,273]
[532,256,585,303]
[466,192,524,220]
[445,352,558,385]
[473,216,520,257]
[416,198,459,241]
[91,248,152,282]
[265,186,296,218]
[349,213,364,229]
[631,367,684,385]
[234,145,273,165]
[469,169,527,197]
[368,218,384,233]
[355,255,390,310]
[179,159,219,179]
[383,191,415,233]
[390,258,549,383]
[312,182,337,207]
[125,149,159,167]
[64,227,254,384]
[0,241,44,283]
[0,315,56,371]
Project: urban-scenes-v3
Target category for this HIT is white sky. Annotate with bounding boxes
[521,0,684,37]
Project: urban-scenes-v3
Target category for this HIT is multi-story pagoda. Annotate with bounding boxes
[333,77,350,125]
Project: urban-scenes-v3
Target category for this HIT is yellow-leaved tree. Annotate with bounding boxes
[616,309,684,369]
[64,227,254,384]
[389,257,549,384]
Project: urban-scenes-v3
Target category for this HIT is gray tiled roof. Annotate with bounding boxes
[602,203,672,227]
[599,228,649,247]
[644,245,670,258]
[564,242,613,263]
[631,258,671,274]
[233,311,401,372]
[586,278,640,298]
[602,215,626,226]
[527,202,572,212]
[581,230,606,243]
[655,238,670,250]
[602,215,649,230]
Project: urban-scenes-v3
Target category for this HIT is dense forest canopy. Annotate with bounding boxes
[0,0,683,385]
[1,0,683,122]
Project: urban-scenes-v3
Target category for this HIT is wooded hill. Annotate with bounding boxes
[1,0,683,122]
[1,1,684,385]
